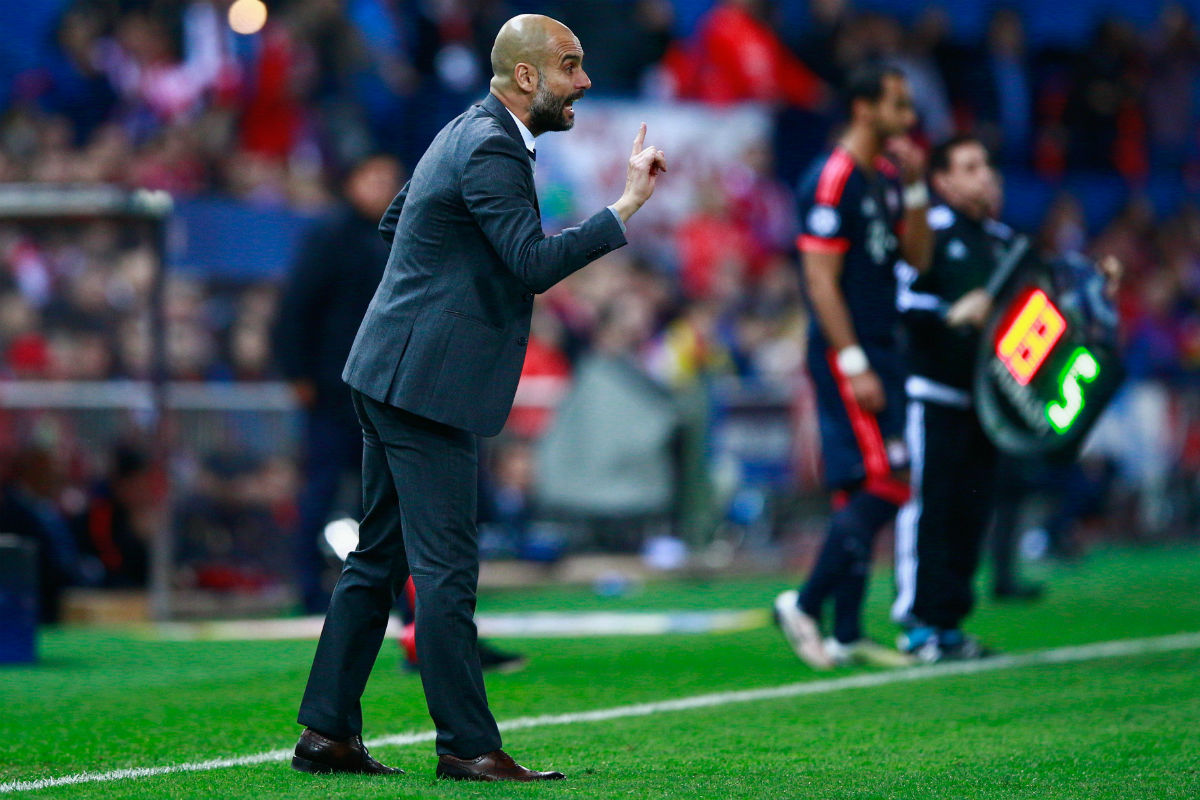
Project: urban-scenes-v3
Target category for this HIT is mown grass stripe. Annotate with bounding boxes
[5,631,1199,795]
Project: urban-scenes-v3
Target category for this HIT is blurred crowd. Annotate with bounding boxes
[1,0,1200,610]
[0,220,277,381]
[2,0,1198,200]
[2,0,1197,381]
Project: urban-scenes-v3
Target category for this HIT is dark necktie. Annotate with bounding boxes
[526,149,538,214]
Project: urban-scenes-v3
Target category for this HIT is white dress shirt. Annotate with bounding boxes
[506,108,536,162]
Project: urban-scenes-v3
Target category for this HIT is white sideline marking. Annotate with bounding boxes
[4,631,1199,795]
[151,609,770,642]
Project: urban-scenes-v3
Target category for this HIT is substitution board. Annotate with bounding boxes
[975,255,1123,457]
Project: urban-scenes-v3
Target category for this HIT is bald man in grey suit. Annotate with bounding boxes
[292,14,667,782]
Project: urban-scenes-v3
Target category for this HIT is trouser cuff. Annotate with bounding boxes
[297,706,357,740]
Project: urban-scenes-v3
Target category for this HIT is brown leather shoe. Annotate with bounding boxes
[291,728,403,775]
[436,749,564,781]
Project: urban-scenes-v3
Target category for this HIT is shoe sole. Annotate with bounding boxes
[291,755,333,774]
[773,592,835,670]
[291,755,403,776]
[436,769,485,781]
[851,647,916,668]
[436,769,563,782]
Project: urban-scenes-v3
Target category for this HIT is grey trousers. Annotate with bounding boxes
[297,389,502,758]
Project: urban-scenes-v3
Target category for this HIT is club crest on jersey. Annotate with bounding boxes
[807,205,840,237]
[928,206,955,230]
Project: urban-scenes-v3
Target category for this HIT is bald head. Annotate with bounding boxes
[489,14,590,135]
[491,15,574,85]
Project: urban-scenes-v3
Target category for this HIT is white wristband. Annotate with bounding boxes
[836,345,869,377]
[903,181,929,208]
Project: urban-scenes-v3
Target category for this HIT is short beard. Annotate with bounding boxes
[528,73,580,134]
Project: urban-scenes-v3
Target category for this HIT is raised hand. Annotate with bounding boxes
[886,135,926,186]
[612,123,668,223]
[945,288,993,329]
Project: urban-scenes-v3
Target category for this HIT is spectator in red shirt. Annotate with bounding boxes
[676,179,757,301]
[666,0,828,109]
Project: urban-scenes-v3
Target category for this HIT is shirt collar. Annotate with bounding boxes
[506,109,536,155]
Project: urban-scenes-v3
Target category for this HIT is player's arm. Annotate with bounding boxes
[899,191,934,273]
[803,249,886,413]
[889,136,934,273]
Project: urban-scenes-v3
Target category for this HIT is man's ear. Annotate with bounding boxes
[514,62,538,93]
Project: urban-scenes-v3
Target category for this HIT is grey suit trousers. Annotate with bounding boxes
[297,388,502,758]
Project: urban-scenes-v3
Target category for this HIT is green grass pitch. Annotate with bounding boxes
[3,545,1199,799]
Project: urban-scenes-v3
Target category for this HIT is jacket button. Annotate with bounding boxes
[517,336,528,346]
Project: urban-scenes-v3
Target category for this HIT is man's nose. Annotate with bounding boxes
[577,68,592,91]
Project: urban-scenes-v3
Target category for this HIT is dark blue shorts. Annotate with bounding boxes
[807,340,909,495]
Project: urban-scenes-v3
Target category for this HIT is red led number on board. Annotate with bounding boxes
[996,289,1066,386]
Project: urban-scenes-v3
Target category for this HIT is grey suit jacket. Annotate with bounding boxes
[343,93,627,436]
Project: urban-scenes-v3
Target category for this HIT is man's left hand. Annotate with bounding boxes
[945,289,993,329]
[886,135,926,186]
[611,123,668,223]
